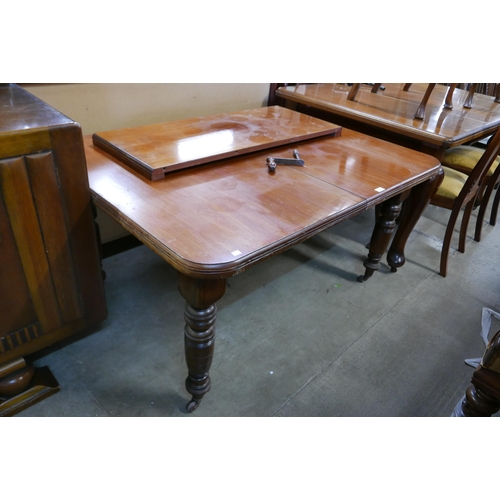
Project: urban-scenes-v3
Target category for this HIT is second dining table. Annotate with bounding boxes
[274,83,500,160]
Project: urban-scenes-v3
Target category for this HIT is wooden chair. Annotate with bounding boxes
[441,139,500,242]
[429,126,500,277]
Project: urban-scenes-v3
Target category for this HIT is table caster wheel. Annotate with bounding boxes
[186,398,200,413]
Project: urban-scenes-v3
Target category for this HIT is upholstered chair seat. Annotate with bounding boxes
[442,145,500,176]
[432,167,469,204]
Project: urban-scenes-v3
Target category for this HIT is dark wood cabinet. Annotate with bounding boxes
[0,84,107,415]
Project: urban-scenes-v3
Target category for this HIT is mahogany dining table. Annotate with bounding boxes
[274,83,500,160]
[85,106,442,412]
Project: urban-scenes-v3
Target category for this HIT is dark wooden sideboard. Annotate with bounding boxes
[0,84,107,416]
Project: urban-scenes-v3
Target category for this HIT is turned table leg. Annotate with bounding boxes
[461,371,500,417]
[461,329,500,417]
[357,194,403,282]
[177,273,226,413]
[386,168,444,272]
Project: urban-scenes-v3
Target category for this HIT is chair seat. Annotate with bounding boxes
[442,145,500,176]
[435,166,469,199]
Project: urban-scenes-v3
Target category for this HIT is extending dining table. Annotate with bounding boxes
[274,83,500,160]
[85,106,442,411]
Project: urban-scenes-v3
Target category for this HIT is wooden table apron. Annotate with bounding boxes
[84,130,442,412]
[275,84,500,160]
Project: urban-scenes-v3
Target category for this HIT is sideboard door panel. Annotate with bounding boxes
[25,152,84,325]
[0,193,37,339]
[0,155,62,334]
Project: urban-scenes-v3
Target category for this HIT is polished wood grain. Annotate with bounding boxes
[0,84,107,415]
[85,114,441,410]
[275,83,500,159]
[92,106,342,180]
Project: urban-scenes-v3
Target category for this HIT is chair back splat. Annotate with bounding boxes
[459,129,500,209]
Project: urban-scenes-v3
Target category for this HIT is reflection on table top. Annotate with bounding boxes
[275,83,500,150]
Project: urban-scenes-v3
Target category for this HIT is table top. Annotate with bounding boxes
[85,112,440,279]
[275,83,500,149]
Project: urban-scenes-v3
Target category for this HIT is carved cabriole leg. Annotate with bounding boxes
[463,83,478,109]
[444,84,457,109]
[177,273,226,413]
[387,168,444,272]
[414,83,436,120]
[357,194,403,283]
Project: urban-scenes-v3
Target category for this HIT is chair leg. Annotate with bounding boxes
[347,84,361,101]
[475,178,497,242]
[464,83,478,109]
[444,84,457,109]
[490,184,500,226]
[440,207,461,277]
[459,200,474,253]
[414,83,436,120]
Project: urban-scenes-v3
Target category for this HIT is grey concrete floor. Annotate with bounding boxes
[16,203,500,417]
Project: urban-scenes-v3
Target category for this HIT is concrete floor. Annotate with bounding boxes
[17,203,500,417]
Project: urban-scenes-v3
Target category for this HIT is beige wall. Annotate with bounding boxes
[21,83,270,242]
